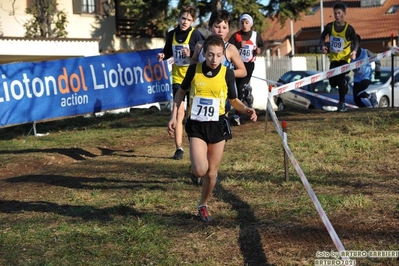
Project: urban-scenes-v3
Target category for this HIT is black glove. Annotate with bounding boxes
[375,71,381,79]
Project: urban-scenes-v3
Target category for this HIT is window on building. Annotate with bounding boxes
[73,0,104,15]
[305,5,320,15]
[386,5,399,14]
[82,0,96,13]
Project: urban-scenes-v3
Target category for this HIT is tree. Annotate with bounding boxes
[120,0,176,38]
[175,0,317,33]
[24,0,68,38]
[266,0,318,25]
[120,0,316,38]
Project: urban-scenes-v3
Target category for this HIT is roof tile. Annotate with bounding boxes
[263,0,399,41]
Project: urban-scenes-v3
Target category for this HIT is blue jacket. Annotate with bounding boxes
[352,48,381,82]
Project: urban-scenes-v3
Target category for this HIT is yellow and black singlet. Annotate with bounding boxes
[329,23,351,62]
[188,64,228,121]
[171,28,195,84]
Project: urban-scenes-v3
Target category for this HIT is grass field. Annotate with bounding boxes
[0,107,398,266]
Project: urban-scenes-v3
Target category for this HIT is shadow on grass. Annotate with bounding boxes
[214,183,273,266]
[0,200,142,221]
[0,146,174,161]
[4,174,167,191]
[0,110,170,140]
[0,147,98,161]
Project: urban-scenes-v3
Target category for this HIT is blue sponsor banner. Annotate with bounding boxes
[0,48,172,128]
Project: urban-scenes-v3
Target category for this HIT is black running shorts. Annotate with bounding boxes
[185,116,231,144]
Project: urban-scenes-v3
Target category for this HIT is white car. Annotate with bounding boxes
[273,70,356,111]
[131,101,172,112]
[365,67,399,108]
[91,100,173,117]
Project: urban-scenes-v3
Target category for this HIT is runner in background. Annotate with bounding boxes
[191,9,247,120]
[320,2,358,112]
[351,34,380,108]
[191,10,246,78]
[157,5,205,160]
[229,13,265,125]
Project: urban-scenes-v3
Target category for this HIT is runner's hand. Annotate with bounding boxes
[157,53,165,61]
[245,108,257,122]
[167,119,176,137]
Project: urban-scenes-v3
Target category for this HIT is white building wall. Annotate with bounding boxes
[251,56,270,110]
[1,0,106,38]
[250,56,308,110]
[0,0,165,53]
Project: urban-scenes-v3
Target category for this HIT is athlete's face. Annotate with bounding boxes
[334,9,346,24]
[210,21,229,41]
[179,12,194,31]
[240,19,252,32]
[204,45,224,69]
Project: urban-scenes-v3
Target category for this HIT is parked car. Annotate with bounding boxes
[274,70,356,111]
[131,100,172,112]
[364,67,399,108]
[91,100,173,117]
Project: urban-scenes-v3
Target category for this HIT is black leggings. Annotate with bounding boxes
[329,61,349,102]
[353,80,371,107]
[235,62,255,101]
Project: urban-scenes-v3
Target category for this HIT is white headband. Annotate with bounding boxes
[240,14,253,27]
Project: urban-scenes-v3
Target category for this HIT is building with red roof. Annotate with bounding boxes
[262,0,399,56]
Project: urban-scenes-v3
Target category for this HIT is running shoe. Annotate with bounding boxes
[231,114,241,126]
[189,165,202,186]
[369,93,379,108]
[173,148,183,160]
[337,101,347,112]
[198,205,213,222]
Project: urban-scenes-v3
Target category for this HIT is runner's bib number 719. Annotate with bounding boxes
[190,96,220,121]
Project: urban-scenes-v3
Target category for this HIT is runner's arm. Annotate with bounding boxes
[161,30,175,59]
[189,30,205,56]
[228,44,247,78]
[190,41,204,64]
[320,23,332,52]
[347,25,359,54]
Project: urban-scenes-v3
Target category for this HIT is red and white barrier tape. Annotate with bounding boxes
[252,76,359,109]
[270,49,393,97]
[252,76,280,86]
[294,87,359,109]
[266,98,350,260]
